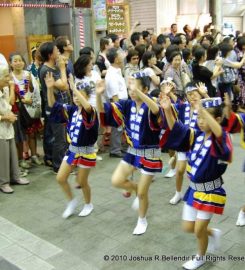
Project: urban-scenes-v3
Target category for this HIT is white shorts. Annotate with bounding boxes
[182,203,213,221]
[177,152,187,161]
[121,160,155,176]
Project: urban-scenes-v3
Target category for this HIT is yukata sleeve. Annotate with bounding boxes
[210,130,233,162]
[50,102,74,123]
[226,112,245,133]
[100,100,126,127]
[163,120,195,152]
[81,107,98,130]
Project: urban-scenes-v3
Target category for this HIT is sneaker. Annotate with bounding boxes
[62,198,78,219]
[207,228,221,253]
[164,168,176,178]
[78,203,94,217]
[96,155,103,161]
[236,210,245,226]
[19,160,31,169]
[131,196,139,211]
[31,155,42,165]
[20,170,28,178]
[0,184,14,194]
[11,178,30,185]
[169,191,182,205]
[182,255,206,270]
[133,217,148,235]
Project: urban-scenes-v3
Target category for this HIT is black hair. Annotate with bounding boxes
[171,23,177,29]
[223,36,232,44]
[142,51,156,67]
[106,48,118,64]
[193,47,206,62]
[182,48,191,63]
[165,44,179,63]
[152,44,164,59]
[55,36,69,54]
[207,105,223,118]
[157,34,169,45]
[219,42,233,58]
[74,54,92,79]
[168,51,182,63]
[126,49,139,63]
[183,24,189,33]
[100,37,110,51]
[172,35,183,46]
[136,76,151,91]
[200,34,214,46]
[107,33,119,43]
[31,49,37,61]
[135,44,146,62]
[236,36,245,51]
[39,42,56,62]
[191,28,201,40]
[142,30,150,40]
[120,38,127,49]
[206,45,219,60]
[131,32,142,46]
[9,52,27,69]
[79,47,94,56]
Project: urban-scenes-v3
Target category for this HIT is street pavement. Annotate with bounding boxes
[0,134,244,270]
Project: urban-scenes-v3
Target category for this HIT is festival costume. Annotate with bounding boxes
[50,102,98,168]
[100,99,163,174]
[164,120,232,215]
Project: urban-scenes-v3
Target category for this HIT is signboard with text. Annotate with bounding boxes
[93,0,107,31]
[107,4,130,35]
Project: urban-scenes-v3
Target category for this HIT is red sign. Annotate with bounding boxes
[75,0,91,8]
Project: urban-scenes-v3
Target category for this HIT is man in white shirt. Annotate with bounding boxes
[105,48,128,158]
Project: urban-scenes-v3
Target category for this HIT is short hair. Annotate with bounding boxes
[157,34,169,45]
[79,47,94,56]
[142,30,150,40]
[74,54,92,79]
[31,48,37,61]
[106,48,118,64]
[135,44,146,60]
[182,48,191,63]
[126,49,139,63]
[100,37,110,51]
[107,33,119,43]
[55,36,69,54]
[165,44,180,63]
[200,34,214,45]
[39,42,56,62]
[136,76,151,91]
[131,32,142,46]
[219,42,233,58]
[206,45,219,60]
[194,47,206,62]
[192,28,201,40]
[172,35,183,46]
[142,51,156,67]
[152,44,164,59]
[183,24,189,33]
[171,23,177,29]
[168,51,182,63]
[207,105,223,118]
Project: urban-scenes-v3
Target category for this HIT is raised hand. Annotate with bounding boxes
[159,92,172,111]
[161,82,174,96]
[196,82,208,97]
[44,72,55,90]
[96,80,105,95]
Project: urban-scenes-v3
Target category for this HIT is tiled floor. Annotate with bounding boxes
[0,134,244,270]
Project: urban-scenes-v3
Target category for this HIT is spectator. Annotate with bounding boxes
[124,49,140,88]
[130,32,144,47]
[168,23,178,42]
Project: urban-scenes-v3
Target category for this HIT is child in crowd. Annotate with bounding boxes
[96,72,163,235]
[162,80,209,205]
[45,72,99,219]
[160,94,232,270]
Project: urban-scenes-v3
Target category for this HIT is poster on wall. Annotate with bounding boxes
[106,0,124,4]
[106,4,130,36]
[93,0,107,31]
[27,35,53,62]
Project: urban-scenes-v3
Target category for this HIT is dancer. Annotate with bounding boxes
[45,72,99,219]
[160,94,232,270]
[162,81,209,204]
[96,72,163,235]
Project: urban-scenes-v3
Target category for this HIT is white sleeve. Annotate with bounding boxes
[105,77,120,99]
[144,67,155,77]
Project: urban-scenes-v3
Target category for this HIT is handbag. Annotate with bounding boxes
[15,92,33,129]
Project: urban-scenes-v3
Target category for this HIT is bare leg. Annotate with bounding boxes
[176,160,186,192]
[77,168,91,204]
[28,133,37,156]
[56,160,74,200]
[195,219,211,256]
